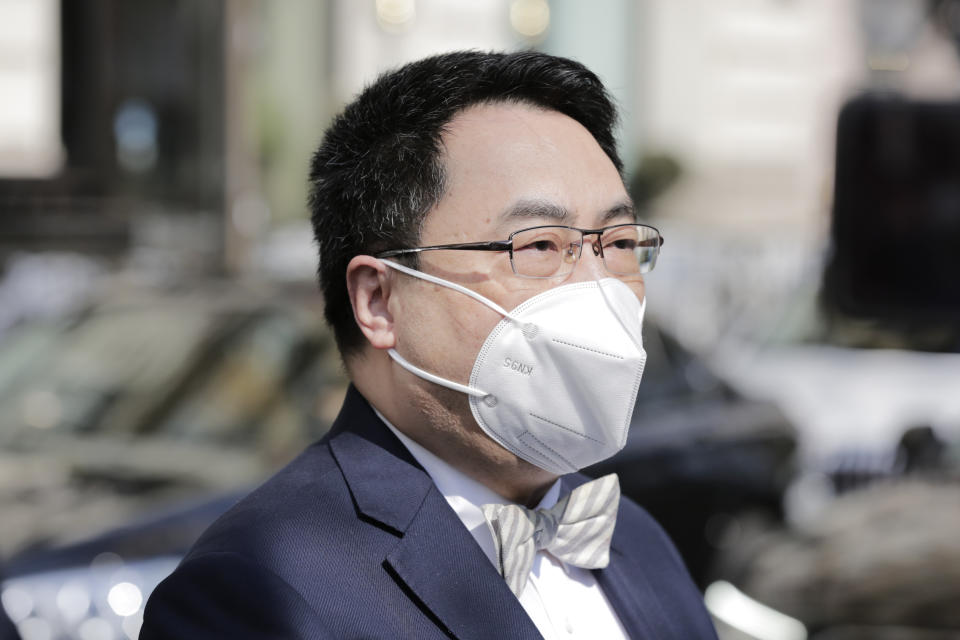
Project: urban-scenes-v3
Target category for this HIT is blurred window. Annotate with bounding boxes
[0,0,62,177]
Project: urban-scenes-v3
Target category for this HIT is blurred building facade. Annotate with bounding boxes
[3,0,957,270]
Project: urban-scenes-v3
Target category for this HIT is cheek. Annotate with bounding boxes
[395,284,503,381]
[484,274,646,310]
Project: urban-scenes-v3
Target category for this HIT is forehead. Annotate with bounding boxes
[422,102,629,241]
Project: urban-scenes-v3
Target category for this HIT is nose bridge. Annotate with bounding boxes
[585,229,603,257]
[568,229,607,282]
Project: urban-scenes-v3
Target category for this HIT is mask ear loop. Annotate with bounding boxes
[381,259,525,324]
[387,349,489,398]
[380,258,515,404]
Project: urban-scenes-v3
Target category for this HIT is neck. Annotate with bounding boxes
[352,356,557,508]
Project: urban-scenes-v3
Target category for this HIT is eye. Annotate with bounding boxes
[516,237,561,253]
[605,238,638,251]
[603,230,639,251]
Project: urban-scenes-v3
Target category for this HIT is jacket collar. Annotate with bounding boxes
[327,385,433,535]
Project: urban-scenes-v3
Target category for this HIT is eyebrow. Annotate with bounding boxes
[498,199,570,223]
[498,198,637,226]
[600,200,637,224]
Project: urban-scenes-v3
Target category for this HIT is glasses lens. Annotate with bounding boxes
[600,225,660,275]
[510,226,582,278]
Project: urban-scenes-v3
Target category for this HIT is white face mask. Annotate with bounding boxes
[381,259,648,475]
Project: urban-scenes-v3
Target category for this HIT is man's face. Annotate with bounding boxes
[390,101,643,405]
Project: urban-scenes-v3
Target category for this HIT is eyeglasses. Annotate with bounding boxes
[377,223,664,279]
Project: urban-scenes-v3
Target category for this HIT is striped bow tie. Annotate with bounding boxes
[481,473,620,597]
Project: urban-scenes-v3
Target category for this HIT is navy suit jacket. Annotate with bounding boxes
[141,385,718,639]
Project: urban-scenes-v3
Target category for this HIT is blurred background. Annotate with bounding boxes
[1,1,960,639]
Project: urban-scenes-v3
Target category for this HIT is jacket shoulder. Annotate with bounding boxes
[141,550,333,639]
[184,441,346,560]
[141,439,400,636]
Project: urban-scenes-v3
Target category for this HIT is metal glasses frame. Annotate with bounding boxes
[376,223,665,278]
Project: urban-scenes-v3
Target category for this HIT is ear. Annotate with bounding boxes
[346,255,396,350]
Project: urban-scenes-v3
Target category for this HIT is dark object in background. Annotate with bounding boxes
[897,424,948,473]
[628,151,684,211]
[930,0,960,61]
[826,425,950,495]
[823,95,960,351]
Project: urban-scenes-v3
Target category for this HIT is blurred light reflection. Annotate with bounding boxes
[106,582,142,617]
[55,581,91,624]
[90,553,123,575]
[1,585,34,623]
[120,610,143,640]
[705,580,807,640]
[113,99,158,174]
[17,617,52,640]
[77,616,114,640]
[375,0,415,32]
[510,0,550,38]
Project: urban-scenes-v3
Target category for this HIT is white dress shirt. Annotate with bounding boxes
[376,410,629,640]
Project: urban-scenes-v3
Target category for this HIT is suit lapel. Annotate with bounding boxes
[595,545,664,640]
[559,475,681,640]
[328,387,541,640]
[385,488,543,640]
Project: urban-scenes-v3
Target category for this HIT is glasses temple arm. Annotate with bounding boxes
[377,241,511,258]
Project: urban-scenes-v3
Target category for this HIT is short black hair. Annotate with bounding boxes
[308,50,622,358]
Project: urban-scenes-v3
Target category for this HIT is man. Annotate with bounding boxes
[141,51,717,639]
